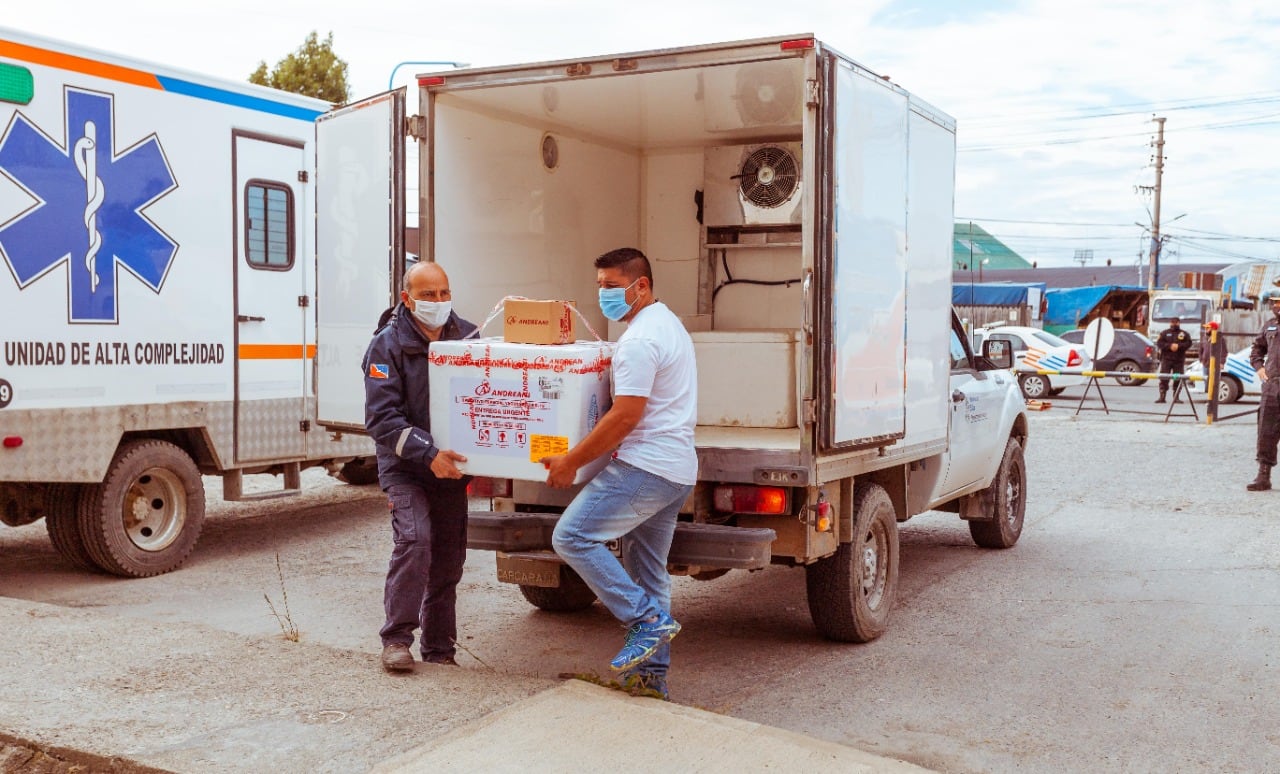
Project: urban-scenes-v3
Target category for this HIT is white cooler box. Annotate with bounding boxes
[428,338,614,483]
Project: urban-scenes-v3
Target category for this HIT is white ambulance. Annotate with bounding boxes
[0,28,377,577]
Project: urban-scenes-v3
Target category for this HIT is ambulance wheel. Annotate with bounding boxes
[805,482,899,643]
[337,458,380,486]
[519,566,597,612]
[77,439,206,578]
[969,438,1026,549]
[44,484,98,571]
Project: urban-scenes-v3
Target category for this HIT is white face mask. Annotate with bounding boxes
[412,299,452,330]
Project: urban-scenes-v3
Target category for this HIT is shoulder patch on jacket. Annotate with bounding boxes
[368,363,390,379]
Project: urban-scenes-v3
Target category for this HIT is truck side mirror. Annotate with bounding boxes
[983,339,1013,370]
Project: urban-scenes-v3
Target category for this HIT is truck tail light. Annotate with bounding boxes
[713,485,789,515]
[1067,349,1082,367]
[468,477,512,498]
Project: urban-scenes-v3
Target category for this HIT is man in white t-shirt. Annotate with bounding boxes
[542,247,697,701]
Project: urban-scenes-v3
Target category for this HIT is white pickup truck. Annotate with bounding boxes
[315,34,1030,642]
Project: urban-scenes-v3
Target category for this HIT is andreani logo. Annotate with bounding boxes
[0,87,179,323]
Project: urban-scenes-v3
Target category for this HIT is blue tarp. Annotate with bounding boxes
[1044,285,1146,327]
[952,282,1045,306]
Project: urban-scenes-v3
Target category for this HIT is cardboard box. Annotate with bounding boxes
[428,338,614,483]
[503,299,577,344]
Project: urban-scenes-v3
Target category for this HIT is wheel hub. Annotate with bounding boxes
[123,468,186,552]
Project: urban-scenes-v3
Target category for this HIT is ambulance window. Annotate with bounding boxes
[244,181,294,270]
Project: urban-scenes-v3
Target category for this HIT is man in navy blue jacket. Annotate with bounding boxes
[362,261,477,671]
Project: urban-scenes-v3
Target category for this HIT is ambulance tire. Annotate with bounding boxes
[518,566,597,612]
[44,484,98,572]
[805,482,899,643]
[337,458,380,486]
[969,438,1026,549]
[77,439,206,578]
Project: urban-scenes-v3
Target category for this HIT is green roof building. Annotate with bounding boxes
[954,222,1032,270]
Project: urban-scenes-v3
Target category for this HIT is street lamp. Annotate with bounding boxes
[388,60,470,90]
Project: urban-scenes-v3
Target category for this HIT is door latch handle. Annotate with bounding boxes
[237,314,266,323]
[951,389,966,403]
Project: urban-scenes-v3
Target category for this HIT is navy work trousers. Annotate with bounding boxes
[1258,381,1280,467]
[379,481,468,662]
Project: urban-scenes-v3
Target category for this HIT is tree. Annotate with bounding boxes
[249,31,349,105]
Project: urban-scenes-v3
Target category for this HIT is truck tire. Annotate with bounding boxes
[968,438,1026,549]
[44,484,98,571]
[1019,374,1050,400]
[76,439,206,578]
[337,458,380,486]
[805,482,899,643]
[518,566,597,612]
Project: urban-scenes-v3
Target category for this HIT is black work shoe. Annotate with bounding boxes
[1247,477,1272,492]
[1154,396,1166,404]
[381,643,414,672]
[423,655,459,666]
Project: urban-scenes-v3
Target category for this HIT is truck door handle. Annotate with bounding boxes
[951,390,966,403]
[237,314,266,323]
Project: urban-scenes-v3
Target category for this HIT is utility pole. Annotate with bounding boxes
[1144,117,1167,294]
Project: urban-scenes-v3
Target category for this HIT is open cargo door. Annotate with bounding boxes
[314,88,405,431]
[820,59,910,449]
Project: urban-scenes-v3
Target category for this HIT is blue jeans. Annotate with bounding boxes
[552,459,692,677]
[379,481,468,662]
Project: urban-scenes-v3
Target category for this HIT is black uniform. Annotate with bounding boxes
[1155,324,1194,400]
[1249,318,1280,467]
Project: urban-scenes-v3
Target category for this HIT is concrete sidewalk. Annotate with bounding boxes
[0,597,926,773]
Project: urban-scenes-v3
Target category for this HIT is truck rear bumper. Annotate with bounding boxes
[467,511,775,570]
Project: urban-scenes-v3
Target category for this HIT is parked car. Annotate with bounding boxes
[972,325,1092,400]
[1186,345,1257,404]
[1060,328,1156,387]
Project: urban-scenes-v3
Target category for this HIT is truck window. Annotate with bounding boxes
[1151,298,1209,323]
[950,328,971,370]
[244,180,294,270]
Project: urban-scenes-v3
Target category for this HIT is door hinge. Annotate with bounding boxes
[298,295,310,308]
[805,79,821,109]
[299,419,312,433]
[297,170,309,183]
[406,115,428,140]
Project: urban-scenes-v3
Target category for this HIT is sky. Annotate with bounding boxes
[6,0,1279,269]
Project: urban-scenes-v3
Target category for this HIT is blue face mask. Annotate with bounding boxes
[598,278,639,322]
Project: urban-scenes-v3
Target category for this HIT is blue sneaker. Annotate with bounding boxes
[610,612,681,672]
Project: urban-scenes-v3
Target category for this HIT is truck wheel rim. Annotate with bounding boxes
[860,523,887,607]
[1004,468,1022,526]
[123,467,186,552]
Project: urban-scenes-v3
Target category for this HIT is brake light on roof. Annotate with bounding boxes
[1067,349,1082,367]
[713,485,789,515]
[418,75,446,87]
[780,39,815,51]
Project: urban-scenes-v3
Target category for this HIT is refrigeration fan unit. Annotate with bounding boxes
[736,145,799,209]
[734,61,801,126]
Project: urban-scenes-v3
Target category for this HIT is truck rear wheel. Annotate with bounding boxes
[805,482,899,643]
[518,566,597,612]
[44,484,98,571]
[77,439,206,578]
[968,438,1026,549]
[337,458,380,486]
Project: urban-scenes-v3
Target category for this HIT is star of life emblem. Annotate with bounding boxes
[0,87,178,323]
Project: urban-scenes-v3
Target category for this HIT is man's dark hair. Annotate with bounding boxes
[595,247,653,287]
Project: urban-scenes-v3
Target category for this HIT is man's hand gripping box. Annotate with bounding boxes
[428,338,613,484]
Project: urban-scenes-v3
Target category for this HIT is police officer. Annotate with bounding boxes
[1246,291,1280,491]
[1155,316,1193,403]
